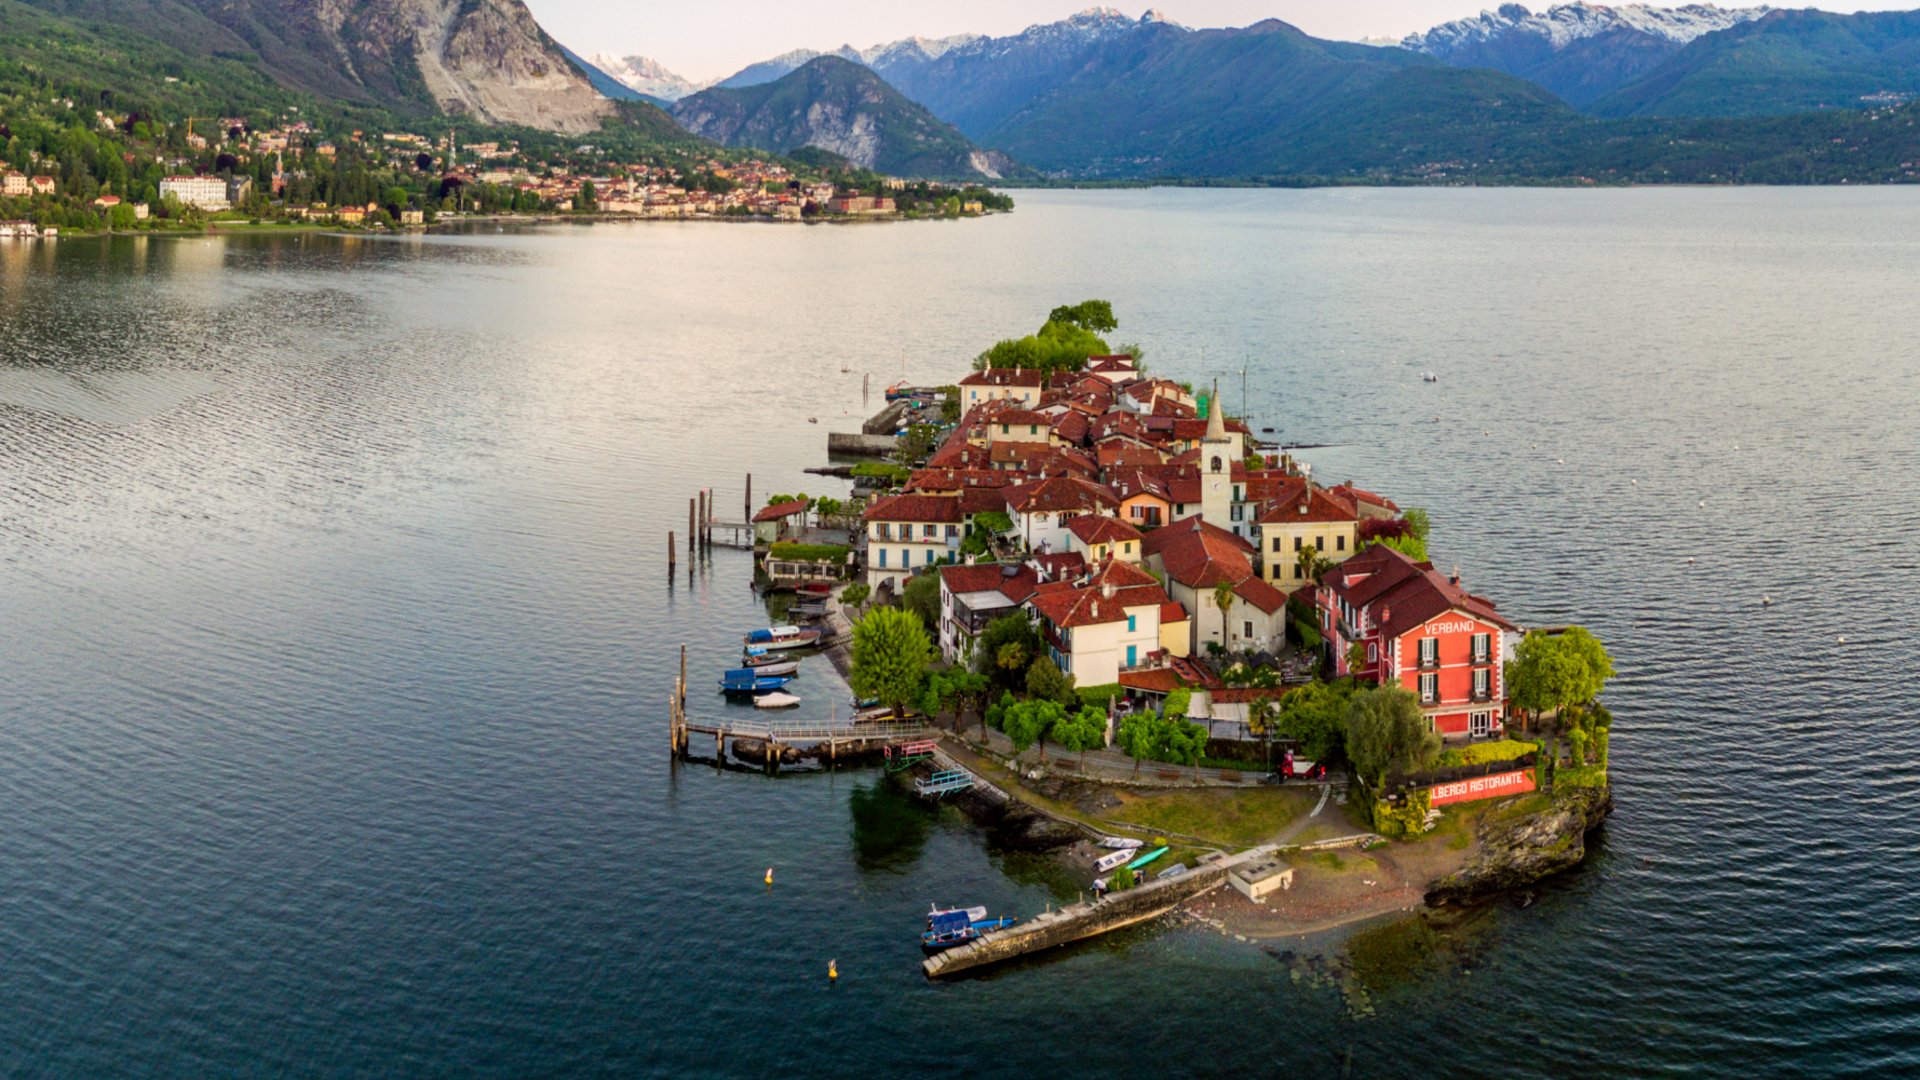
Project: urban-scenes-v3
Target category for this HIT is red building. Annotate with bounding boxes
[1317,544,1519,740]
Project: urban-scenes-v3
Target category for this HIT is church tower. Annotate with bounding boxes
[1199,381,1237,531]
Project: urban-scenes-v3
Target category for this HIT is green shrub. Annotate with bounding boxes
[1293,618,1323,650]
[1567,728,1588,768]
[1109,865,1137,892]
[1076,683,1124,711]
[770,542,850,563]
[1595,728,1610,770]
[1162,688,1193,720]
[1370,788,1433,839]
[1434,739,1539,768]
[839,583,870,607]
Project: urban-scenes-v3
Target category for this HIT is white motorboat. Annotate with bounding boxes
[1098,836,1146,850]
[754,691,801,709]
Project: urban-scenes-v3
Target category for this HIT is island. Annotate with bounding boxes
[695,301,1616,976]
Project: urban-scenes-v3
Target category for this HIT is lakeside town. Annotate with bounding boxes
[0,109,1010,237]
[695,302,1618,974]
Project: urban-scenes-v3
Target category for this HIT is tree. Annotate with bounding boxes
[1118,709,1209,766]
[1002,699,1064,755]
[1047,300,1118,334]
[901,571,940,630]
[1347,640,1368,678]
[1051,705,1108,752]
[1345,684,1438,787]
[573,180,597,212]
[1506,627,1615,732]
[1213,579,1237,653]
[839,582,870,608]
[974,613,1038,691]
[1294,543,1332,585]
[1025,655,1077,709]
[850,607,932,718]
[1275,681,1351,763]
[921,669,992,733]
[1109,865,1137,892]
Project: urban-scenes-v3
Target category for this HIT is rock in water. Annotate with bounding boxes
[1424,785,1614,905]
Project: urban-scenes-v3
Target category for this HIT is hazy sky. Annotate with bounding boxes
[527,1,1918,82]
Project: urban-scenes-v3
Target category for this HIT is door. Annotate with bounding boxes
[1470,711,1491,738]
[1126,645,1137,669]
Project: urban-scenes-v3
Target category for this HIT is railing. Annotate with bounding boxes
[681,716,937,742]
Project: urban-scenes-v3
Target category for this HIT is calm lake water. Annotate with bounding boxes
[2,189,1918,1077]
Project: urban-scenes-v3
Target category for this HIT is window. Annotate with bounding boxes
[946,525,959,539]
[1365,643,1376,663]
[1126,644,1137,668]
[1419,672,1438,703]
[1293,536,1302,551]
[1029,425,1038,436]
[1210,455,1222,472]
[876,523,891,540]
[1473,668,1491,700]
[1123,542,1133,556]
[1336,535,1346,552]
[1243,621,1253,639]
[1272,537,1282,553]
[1000,424,1009,434]
[1127,614,1137,633]
[1472,633,1491,662]
[1419,637,1439,668]
[877,548,887,568]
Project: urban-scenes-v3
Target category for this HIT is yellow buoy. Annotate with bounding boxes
[765,867,774,885]
[828,959,838,981]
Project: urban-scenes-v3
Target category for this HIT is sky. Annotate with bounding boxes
[526,1,1920,82]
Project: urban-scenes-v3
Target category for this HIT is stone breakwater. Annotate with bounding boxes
[924,862,1232,978]
[1424,785,1614,906]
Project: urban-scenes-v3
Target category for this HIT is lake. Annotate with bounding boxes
[2,188,1917,1077]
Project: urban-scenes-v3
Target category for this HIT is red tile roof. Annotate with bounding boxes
[959,368,1045,387]
[751,498,810,522]
[1026,560,1171,629]
[1065,514,1144,547]
[1329,482,1401,514]
[863,493,961,523]
[1005,475,1119,515]
[1120,668,1183,693]
[939,562,1039,605]
[1256,483,1359,526]
[1322,544,1516,643]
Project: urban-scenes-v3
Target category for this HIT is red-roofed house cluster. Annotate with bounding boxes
[853,355,1521,734]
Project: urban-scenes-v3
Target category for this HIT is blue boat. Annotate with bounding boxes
[719,668,793,694]
[921,907,1019,952]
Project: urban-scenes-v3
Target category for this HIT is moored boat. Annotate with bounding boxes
[744,625,823,650]
[921,908,1018,952]
[1097,836,1146,850]
[719,668,793,694]
[1125,846,1170,871]
[754,691,801,709]
[1093,849,1134,873]
[740,648,801,675]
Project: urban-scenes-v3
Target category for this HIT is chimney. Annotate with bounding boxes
[1450,566,1462,587]
[1102,579,1116,600]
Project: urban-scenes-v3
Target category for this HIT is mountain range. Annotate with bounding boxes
[6,0,1920,182]
[671,57,1015,178]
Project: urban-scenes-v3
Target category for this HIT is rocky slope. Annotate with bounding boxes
[21,0,614,132]
[1425,784,1613,905]
[673,57,1012,178]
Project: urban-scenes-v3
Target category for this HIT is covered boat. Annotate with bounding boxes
[719,668,793,694]
[1097,836,1146,850]
[921,908,1018,952]
[754,691,801,709]
[1093,849,1135,873]
[743,625,823,650]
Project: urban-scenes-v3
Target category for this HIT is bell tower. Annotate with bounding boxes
[1199,380,1235,530]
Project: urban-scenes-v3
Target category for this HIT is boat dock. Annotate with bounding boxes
[668,647,936,763]
[922,858,1237,979]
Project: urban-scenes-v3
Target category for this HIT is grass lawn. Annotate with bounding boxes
[1105,786,1314,849]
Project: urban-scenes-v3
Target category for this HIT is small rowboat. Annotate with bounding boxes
[1093,849,1135,873]
[1125,846,1170,871]
[1097,836,1145,850]
[719,668,793,694]
[754,691,801,709]
[744,625,823,650]
[740,650,800,675]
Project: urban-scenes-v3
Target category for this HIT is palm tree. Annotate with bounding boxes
[1213,579,1237,655]
[1294,542,1322,585]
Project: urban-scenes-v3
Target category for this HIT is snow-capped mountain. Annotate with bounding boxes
[1407,2,1767,53]
[588,53,711,101]
[1401,3,1770,107]
[716,8,1163,91]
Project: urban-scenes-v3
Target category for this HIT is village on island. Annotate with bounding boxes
[670,302,1617,978]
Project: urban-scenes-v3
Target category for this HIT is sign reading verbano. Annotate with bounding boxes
[1429,767,1535,807]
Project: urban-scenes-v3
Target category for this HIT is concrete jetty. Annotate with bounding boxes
[922,861,1234,979]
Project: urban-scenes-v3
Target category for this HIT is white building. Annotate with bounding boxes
[159,176,230,211]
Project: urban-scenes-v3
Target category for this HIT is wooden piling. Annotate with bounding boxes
[745,474,752,521]
[668,530,676,569]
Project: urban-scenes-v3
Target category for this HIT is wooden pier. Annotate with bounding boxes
[669,647,934,763]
